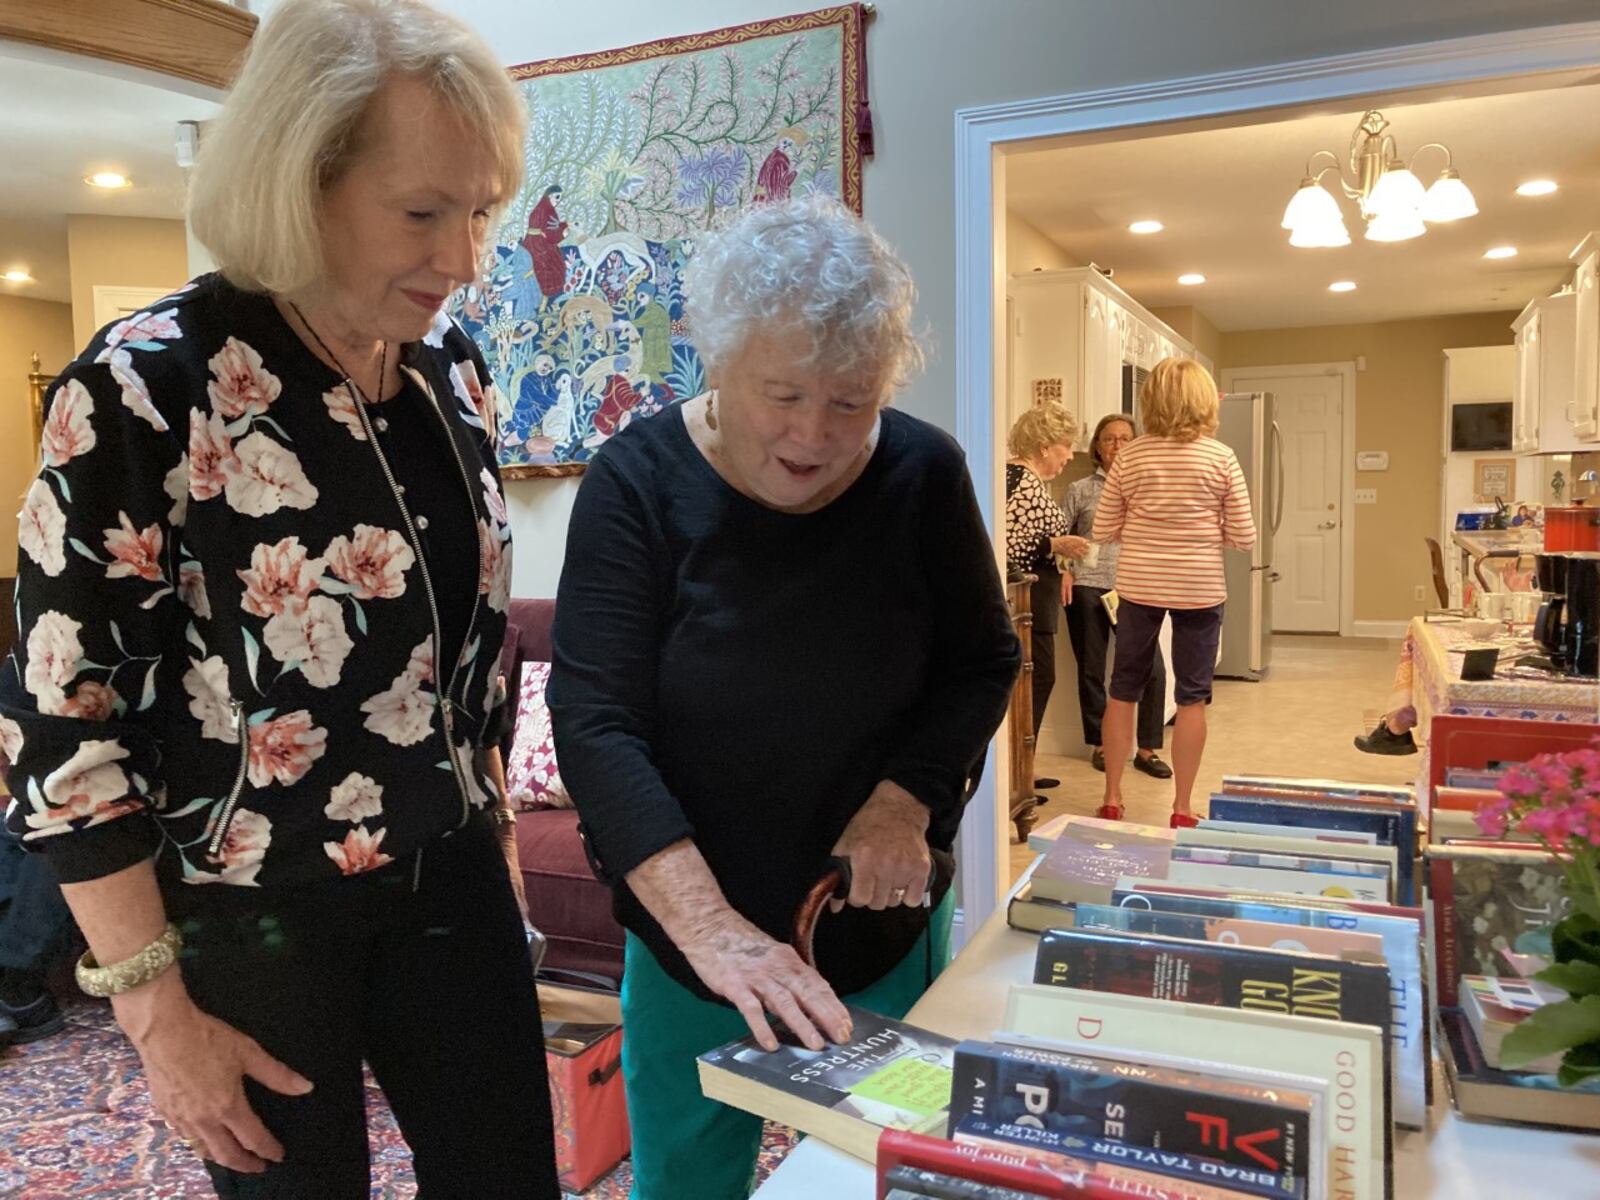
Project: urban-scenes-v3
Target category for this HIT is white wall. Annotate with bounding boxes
[251,0,1599,597]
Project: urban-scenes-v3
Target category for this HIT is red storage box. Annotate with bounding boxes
[542,984,632,1192]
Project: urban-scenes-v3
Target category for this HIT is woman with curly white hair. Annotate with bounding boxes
[550,196,1020,1198]
[0,0,557,1194]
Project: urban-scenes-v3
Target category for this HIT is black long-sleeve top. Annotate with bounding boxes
[549,403,1020,999]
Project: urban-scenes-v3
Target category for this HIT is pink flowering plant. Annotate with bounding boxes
[1476,746,1600,1086]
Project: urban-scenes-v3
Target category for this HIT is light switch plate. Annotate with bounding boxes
[1355,488,1378,505]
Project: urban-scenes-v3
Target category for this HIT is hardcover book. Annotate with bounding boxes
[1439,1008,1600,1131]
[1198,819,1377,845]
[1031,817,1175,906]
[1176,828,1397,878]
[1072,904,1387,964]
[1460,975,1560,1073]
[948,1039,1310,1195]
[697,1007,958,1162]
[1003,984,1389,1200]
[1220,776,1414,803]
[1204,796,1418,906]
[1163,858,1389,904]
[1424,844,1568,1009]
[1106,886,1428,1129]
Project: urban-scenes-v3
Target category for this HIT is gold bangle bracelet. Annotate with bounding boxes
[492,807,518,827]
[75,923,183,998]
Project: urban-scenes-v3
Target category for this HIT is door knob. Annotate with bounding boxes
[1318,520,1338,530]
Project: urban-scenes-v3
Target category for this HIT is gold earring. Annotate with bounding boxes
[706,391,718,431]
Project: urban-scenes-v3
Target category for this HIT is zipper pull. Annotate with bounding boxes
[440,697,455,735]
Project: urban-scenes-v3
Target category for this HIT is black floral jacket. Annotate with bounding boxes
[0,275,513,889]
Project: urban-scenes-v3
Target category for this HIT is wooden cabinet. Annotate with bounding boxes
[1513,292,1583,455]
[1573,234,1600,441]
[1009,267,1192,447]
[1005,576,1039,842]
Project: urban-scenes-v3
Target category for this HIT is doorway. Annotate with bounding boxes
[1222,364,1355,634]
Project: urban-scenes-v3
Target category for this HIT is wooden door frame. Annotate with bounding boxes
[952,21,1600,942]
[1221,363,1359,638]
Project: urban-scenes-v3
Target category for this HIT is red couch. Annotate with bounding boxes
[500,598,625,986]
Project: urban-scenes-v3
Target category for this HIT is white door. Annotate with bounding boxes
[1260,374,1343,632]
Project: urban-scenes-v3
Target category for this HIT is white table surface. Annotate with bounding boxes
[753,902,1600,1200]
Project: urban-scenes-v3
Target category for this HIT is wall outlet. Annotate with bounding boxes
[1355,488,1378,505]
[1413,585,1426,602]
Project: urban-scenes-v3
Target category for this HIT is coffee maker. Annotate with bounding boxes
[1534,551,1600,676]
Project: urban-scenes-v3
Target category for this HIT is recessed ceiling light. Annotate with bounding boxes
[1177,273,1206,286]
[1516,180,1558,197]
[1483,246,1519,260]
[2,269,33,283]
[85,171,131,189]
[1328,280,1357,293]
[1128,220,1164,235]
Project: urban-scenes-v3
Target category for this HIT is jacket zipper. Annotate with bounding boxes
[349,369,483,830]
[207,700,250,856]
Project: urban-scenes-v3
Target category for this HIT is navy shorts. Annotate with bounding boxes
[1110,599,1225,708]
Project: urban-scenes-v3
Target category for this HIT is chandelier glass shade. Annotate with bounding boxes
[1283,111,1476,248]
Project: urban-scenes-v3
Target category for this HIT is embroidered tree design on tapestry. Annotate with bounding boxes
[450,6,868,476]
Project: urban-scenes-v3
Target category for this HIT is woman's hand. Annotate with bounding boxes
[496,817,531,925]
[830,781,932,910]
[676,909,852,1054]
[1061,572,1074,605]
[113,969,313,1173]
[1050,534,1090,560]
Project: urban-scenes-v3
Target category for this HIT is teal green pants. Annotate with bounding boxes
[619,891,954,1200]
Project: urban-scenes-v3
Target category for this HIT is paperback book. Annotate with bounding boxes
[1204,796,1418,906]
[1003,984,1389,1200]
[947,1039,1310,1196]
[1031,817,1175,906]
[1071,903,1387,964]
[697,1006,957,1161]
[1176,828,1397,877]
[1198,819,1377,845]
[1166,850,1391,903]
[1439,1008,1600,1131]
[1460,974,1561,1073]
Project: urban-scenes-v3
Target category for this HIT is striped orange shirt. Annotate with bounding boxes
[1092,435,1256,609]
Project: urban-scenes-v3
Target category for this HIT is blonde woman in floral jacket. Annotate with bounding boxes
[0,2,558,1196]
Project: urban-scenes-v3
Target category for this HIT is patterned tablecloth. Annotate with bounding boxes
[1407,617,1598,735]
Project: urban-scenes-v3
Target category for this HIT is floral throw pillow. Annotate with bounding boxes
[505,661,570,810]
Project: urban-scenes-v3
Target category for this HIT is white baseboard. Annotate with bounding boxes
[1347,620,1410,640]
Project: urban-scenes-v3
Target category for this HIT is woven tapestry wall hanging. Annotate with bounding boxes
[454,5,873,478]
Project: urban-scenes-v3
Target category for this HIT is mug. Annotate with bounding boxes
[1509,592,1544,624]
[1475,591,1508,620]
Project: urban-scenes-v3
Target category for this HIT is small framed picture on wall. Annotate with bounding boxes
[1031,378,1063,408]
[1473,457,1515,503]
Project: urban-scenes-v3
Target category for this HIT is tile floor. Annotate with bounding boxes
[1010,635,1420,882]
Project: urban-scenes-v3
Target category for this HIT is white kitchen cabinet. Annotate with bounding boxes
[1573,234,1600,441]
[1009,267,1191,447]
[1513,291,1583,455]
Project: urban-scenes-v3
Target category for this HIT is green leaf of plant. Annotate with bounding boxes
[1537,960,1600,997]
[1553,912,1600,969]
[1499,995,1600,1068]
[1556,1043,1600,1089]
[1571,889,1600,924]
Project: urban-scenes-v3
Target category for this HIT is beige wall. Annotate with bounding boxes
[1006,212,1079,274]
[1220,311,1518,625]
[385,0,1598,597]
[0,297,74,575]
[67,215,190,348]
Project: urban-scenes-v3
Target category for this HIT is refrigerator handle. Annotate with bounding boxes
[1270,419,1285,535]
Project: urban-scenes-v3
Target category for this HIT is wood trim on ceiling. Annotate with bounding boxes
[0,0,256,93]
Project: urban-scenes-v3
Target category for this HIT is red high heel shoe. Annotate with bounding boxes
[1169,811,1200,829]
[1096,804,1124,821]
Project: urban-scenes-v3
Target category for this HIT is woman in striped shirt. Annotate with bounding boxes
[1092,359,1256,826]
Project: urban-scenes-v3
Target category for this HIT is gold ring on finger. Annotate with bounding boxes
[891,887,907,902]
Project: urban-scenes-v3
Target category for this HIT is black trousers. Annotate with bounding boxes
[1028,568,1061,740]
[164,815,560,1199]
[0,833,75,974]
[1065,585,1166,751]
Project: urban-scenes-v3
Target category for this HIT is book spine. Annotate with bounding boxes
[885,1165,1042,1200]
[949,1043,1308,1183]
[878,1128,1138,1200]
[1428,857,1460,1009]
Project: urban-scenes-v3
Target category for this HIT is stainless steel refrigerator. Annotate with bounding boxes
[1216,392,1281,681]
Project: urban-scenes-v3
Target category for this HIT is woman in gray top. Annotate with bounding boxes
[1061,415,1171,778]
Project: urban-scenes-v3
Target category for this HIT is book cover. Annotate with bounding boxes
[697,1006,958,1162]
[876,1127,1258,1200]
[1004,984,1389,1200]
[1032,817,1175,906]
[1106,886,1428,1129]
[1198,818,1378,845]
[1460,975,1560,1072]
[1072,903,1387,964]
[1424,845,1568,1009]
[1439,1008,1600,1131]
[1164,859,1389,903]
[953,1116,1300,1200]
[1220,775,1414,803]
[1205,796,1417,906]
[884,1164,1041,1200]
[947,1040,1308,1194]
[1172,841,1395,885]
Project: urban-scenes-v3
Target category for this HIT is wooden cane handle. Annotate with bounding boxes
[791,865,847,970]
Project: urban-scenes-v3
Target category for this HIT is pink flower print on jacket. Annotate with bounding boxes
[449,360,489,432]
[225,433,317,517]
[263,596,353,689]
[477,520,511,614]
[95,309,183,433]
[41,379,97,467]
[325,824,394,875]
[183,656,236,742]
[247,710,327,788]
[0,716,22,767]
[188,410,239,502]
[322,384,368,441]
[325,772,383,823]
[19,480,67,578]
[202,809,272,886]
[361,641,435,746]
[58,681,119,722]
[237,537,323,619]
[24,612,83,717]
[207,338,282,420]
[323,526,415,601]
[26,738,140,836]
[103,513,165,583]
